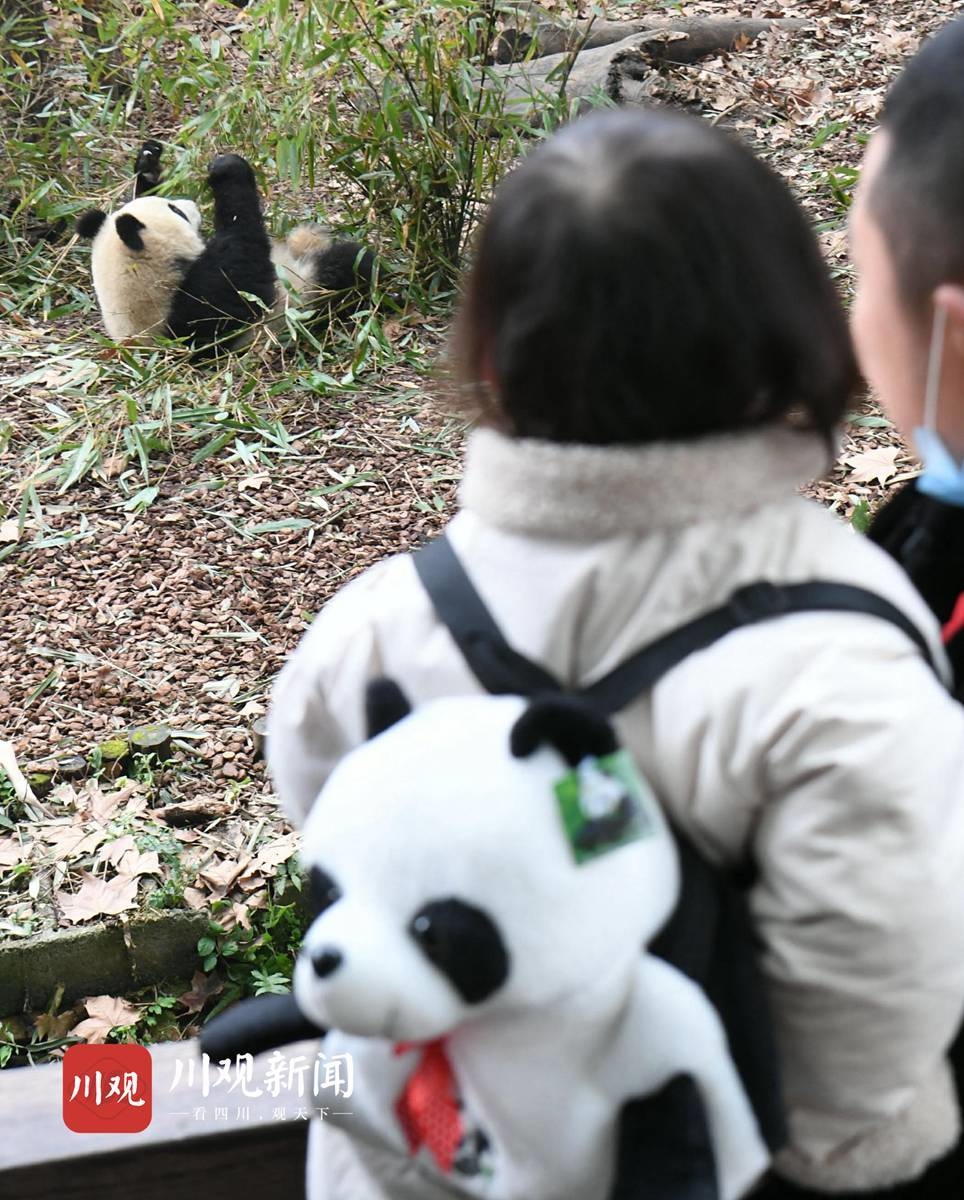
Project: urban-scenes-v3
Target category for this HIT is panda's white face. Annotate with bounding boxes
[294,695,678,1043]
[87,195,205,341]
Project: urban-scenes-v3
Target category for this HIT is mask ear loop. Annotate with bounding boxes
[923,304,948,433]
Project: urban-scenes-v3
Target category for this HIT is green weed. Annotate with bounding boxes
[0,770,24,830]
[851,499,871,535]
[197,857,307,1015]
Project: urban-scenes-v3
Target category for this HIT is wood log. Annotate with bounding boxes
[250,716,268,762]
[489,13,809,118]
[507,15,811,64]
[128,724,173,762]
[90,737,133,779]
[157,799,233,827]
[489,32,670,116]
[53,754,87,782]
[26,770,54,799]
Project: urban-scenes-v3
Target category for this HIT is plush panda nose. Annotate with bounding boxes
[311,948,343,978]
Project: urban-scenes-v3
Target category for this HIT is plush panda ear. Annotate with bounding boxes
[365,678,412,740]
[115,213,147,251]
[75,209,106,239]
[510,695,618,767]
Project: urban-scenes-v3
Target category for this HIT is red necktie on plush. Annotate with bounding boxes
[393,1039,463,1172]
[943,591,964,644]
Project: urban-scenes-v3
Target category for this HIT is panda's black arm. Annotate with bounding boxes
[200,992,326,1062]
[133,139,164,199]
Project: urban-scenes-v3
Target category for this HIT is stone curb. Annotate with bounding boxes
[0,910,210,1016]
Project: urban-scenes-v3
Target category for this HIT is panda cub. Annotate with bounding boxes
[76,151,373,359]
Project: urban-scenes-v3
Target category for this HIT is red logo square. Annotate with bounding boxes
[63,1043,153,1133]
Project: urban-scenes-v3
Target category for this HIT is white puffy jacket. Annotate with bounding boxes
[267,425,964,1193]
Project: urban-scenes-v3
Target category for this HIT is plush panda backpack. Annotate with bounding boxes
[204,533,938,1200]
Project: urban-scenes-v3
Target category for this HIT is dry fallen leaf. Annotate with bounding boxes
[842,445,902,485]
[43,824,109,861]
[201,676,241,700]
[34,1009,81,1040]
[254,832,300,870]
[116,848,161,877]
[236,871,267,894]
[0,838,26,868]
[97,838,160,878]
[100,454,128,479]
[179,971,224,1015]
[199,856,249,892]
[85,780,142,823]
[71,994,141,1044]
[56,872,139,924]
[238,473,270,492]
[97,836,137,867]
[182,887,208,910]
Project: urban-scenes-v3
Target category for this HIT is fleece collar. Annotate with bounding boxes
[458,425,831,540]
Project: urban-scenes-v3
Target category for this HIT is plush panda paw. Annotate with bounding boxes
[207,154,256,188]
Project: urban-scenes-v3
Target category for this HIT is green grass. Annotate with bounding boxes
[4,0,571,302]
[1,0,573,519]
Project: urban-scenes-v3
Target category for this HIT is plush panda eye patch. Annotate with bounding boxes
[309,866,342,916]
[168,203,190,223]
[408,898,509,1004]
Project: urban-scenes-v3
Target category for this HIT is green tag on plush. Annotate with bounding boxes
[554,749,657,864]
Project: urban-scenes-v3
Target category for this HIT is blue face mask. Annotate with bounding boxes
[913,306,964,507]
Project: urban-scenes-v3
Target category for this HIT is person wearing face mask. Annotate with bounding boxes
[781,18,964,1199]
[853,17,964,699]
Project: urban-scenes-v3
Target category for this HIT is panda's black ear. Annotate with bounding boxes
[510,695,618,767]
[365,679,412,740]
[75,209,106,239]
[115,213,146,251]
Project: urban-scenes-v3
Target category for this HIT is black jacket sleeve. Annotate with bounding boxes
[868,480,964,693]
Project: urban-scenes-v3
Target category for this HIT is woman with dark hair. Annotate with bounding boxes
[267,107,964,1198]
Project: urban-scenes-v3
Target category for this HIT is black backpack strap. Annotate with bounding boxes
[582,579,938,714]
[413,533,562,696]
[415,534,939,713]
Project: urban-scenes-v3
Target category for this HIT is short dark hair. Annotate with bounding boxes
[452,107,856,445]
[871,17,964,317]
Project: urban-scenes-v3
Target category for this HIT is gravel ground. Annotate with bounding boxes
[0,0,951,939]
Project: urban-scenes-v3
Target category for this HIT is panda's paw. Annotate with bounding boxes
[207,154,256,188]
[134,139,163,174]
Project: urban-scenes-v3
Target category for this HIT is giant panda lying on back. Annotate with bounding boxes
[76,149,373,360]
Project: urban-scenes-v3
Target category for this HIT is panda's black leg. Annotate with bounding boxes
[312,241,376,322]
[206,154,269,235]
[166,154,276,359]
